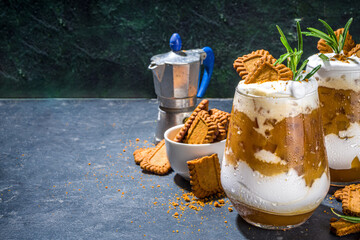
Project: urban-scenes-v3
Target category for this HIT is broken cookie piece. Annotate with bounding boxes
[348,44,360,57]
[317,28,355,55]
[245,55,293,84]
[334,184,360,217]
[187,153,223,199]
[209,110,230,141]
[174,99,209,143]
[342,185,360,217]
[133,148,155,165]
[140,140,171,175]
[330,218,360,237]
[233,49,275,79]
[184,110,218,144]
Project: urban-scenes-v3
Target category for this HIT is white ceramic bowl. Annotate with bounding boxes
[164,124,226,180]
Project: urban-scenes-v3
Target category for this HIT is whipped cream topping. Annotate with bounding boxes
[237,78,318,99]
[233,79,319,137]
[306,53,360,91]
[221,158,330,214]
[325,122,360,170]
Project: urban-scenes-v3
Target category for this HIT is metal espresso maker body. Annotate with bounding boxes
[149,33,214,143]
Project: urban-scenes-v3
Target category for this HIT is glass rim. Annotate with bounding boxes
[235,82,318,100]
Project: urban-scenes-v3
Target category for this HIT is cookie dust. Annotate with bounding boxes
[166,191,228,220]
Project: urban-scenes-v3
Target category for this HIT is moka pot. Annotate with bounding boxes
[149,33,214,143]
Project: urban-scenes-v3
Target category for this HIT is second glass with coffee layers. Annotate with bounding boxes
[307,53,360,184]
[221,78,330,229]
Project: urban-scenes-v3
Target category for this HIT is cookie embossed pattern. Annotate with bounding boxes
[222,21,330,230]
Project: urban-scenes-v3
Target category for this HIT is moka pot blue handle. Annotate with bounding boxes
[169,33,214,98]
[197,46,214,98]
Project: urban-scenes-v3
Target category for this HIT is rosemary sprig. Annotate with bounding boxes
[331,208,360,224]
[303,18,353,55]
[275,21,320,81]
[319,53,329,61]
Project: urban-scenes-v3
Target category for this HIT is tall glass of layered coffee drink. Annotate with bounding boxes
[304,19,360,183]
[222,77,330,229]
[307,52,360,183]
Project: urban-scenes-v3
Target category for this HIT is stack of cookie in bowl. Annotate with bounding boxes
[164,99,230,198]
[133,99,231,199]
[173,99,230,144]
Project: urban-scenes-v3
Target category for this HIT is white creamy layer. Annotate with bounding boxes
[234,79,319,137]
[254,149,287,165]
[237,78,318,99]
[221,157,330,214]
[307,53,360,91]
[325,122,360,170]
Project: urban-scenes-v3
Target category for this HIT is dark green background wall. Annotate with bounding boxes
[1,0,359,98]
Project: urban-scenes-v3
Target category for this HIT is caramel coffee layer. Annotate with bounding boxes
[225,108,327,187]
[330,156,360,182]
[318,86,360,136]
[232,201,315,228]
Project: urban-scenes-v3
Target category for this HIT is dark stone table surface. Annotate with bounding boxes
[0,99,357,239]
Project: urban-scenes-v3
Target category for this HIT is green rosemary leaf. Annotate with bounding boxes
[306,28,335,44]
[294,59,308,81]
[274,52,291,66]
[340,17,353,53]
[338,34,344,52]
[277,21,321,81]
[290,58,297,75]
[331,208,360,224]
[296,21,303,52]
[344,17,354,32]
[294,50,303,63]
[318,19,337,44]
[324,40,338,52]
[280,37,291,53]
[303,31,337,53]
[319,53,329,61]
[302,64,321,81]
[277,25,293,53]
[306,18,353,54]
